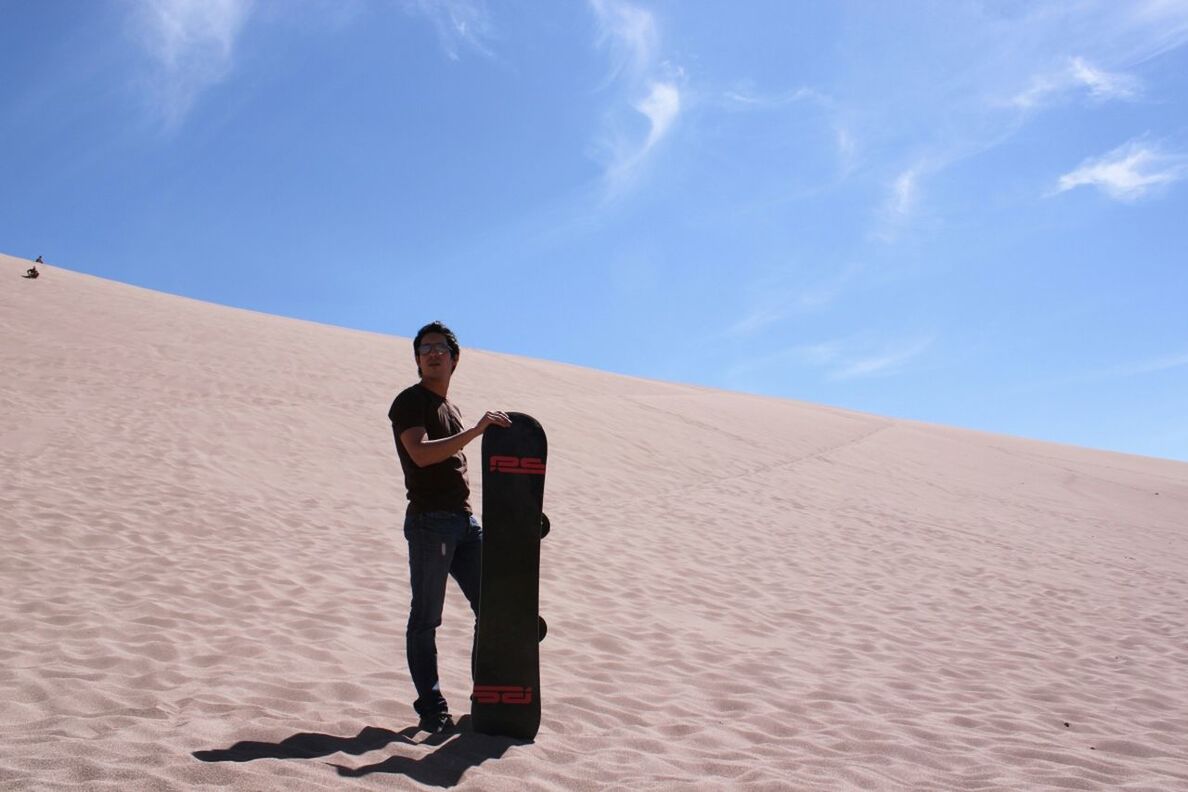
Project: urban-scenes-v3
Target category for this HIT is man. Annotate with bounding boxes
[387,321,510,733]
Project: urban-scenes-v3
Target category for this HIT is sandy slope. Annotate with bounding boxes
[2,253,1187,791]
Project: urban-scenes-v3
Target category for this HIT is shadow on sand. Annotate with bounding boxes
[193,716,522,787]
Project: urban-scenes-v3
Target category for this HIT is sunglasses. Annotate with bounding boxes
[417,342,453,355]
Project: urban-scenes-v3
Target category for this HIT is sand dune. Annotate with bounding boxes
[2,252,1187,791]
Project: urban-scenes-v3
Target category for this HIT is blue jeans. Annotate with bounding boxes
[404,510,482,718]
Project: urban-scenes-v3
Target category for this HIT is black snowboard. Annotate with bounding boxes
[471,412,548,740]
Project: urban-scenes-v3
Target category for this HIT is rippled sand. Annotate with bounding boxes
[3,253,1187,790]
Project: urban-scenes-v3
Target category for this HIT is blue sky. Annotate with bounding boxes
[3,1,1187,461]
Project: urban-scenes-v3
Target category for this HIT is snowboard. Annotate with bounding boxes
[471,412,548,740]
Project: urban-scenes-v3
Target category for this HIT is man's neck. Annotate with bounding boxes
[419,377,450,398]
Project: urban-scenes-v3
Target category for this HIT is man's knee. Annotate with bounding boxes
[407,612,442,635]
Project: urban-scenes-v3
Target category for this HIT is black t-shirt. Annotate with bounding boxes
[388,383,471,515]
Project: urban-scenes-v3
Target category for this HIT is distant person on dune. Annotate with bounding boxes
[24,258,40,279]
[387,320,510,734]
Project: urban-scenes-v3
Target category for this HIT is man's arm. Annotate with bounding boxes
[400,411,511,468]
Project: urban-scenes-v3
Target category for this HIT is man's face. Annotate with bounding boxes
[417,332,457,379]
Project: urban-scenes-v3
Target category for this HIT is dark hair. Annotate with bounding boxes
[413,321,460,376]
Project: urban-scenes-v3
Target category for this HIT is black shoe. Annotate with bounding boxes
[417,712,455,734]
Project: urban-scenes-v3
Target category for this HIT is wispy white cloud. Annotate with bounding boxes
[873,164,931,242]
[798,264,863,312]
[1108,351,1188,376]
[129,0,253,126]
[715,83,856,189]
[726,263,864,338]
[1070,57,1141,100]
[635,81,679,152]
[1013,56,1141,109]
[834,125,858,174]
[589,0,656,83]
[722,86,829,110]
[727,333,931,382]
[722,91,764,107]
[889,168,919,217]
[723,340,837,381]
[589,0,682,197]
[797,340,846,368]
[598,79,681,195]
[828,337,932,381]
[814,2,1188,238]
[405,0,495,61]
[1056,138,1188,201]
[1005,349,1188,396]
[1113,0,1188,64]
[726,305,787,338]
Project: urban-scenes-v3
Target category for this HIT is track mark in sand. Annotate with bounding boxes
[622,395,774,448]
[986,440,1188,491]
[647,421,896,501]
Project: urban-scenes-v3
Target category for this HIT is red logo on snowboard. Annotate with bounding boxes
[489,456,546,475]
[472,685,534,705]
